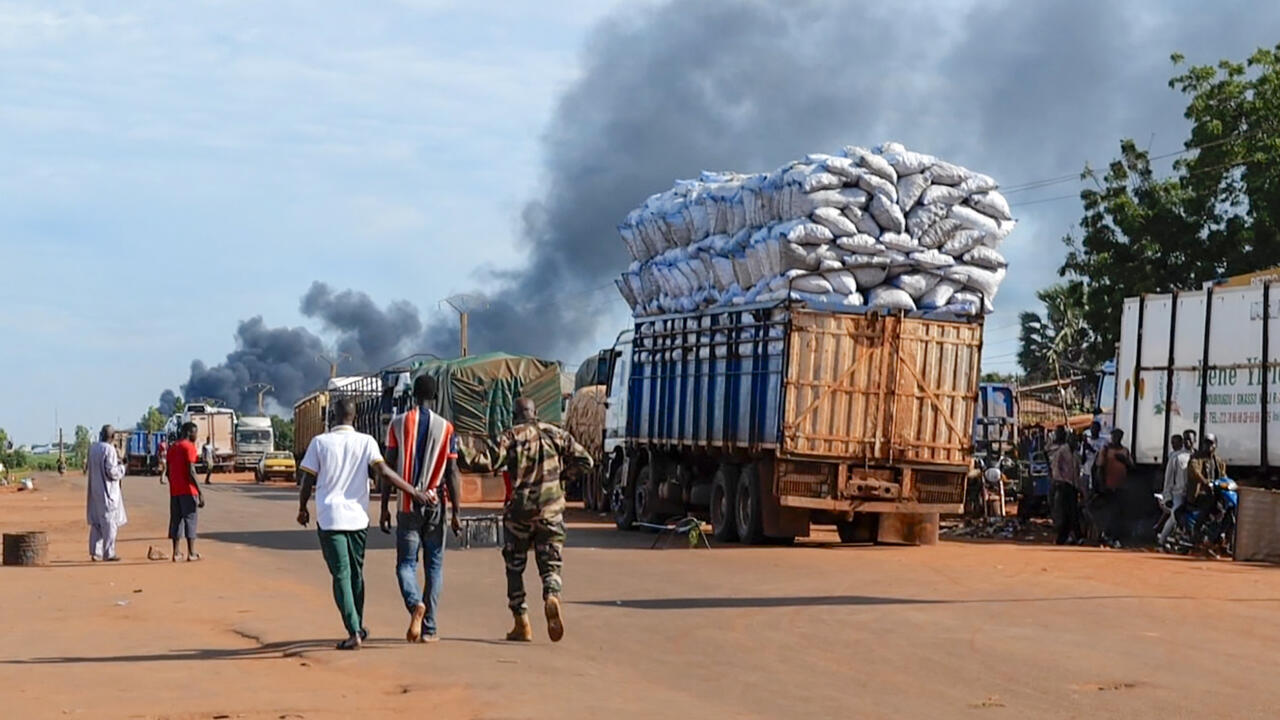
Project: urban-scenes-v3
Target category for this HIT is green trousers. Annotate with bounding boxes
[317,528,367,636]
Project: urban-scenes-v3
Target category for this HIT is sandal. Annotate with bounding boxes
[187,553,202,562]
[360,627,369,641]
[172,554,184,562]
[335,636,361,650]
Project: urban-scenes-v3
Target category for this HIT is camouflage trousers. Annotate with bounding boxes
[501,511,566,614]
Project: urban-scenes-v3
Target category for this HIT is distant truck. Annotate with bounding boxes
[184,404,237,472]
[234,416,274,471]
[1111,273,1280,485]
[590,300,981,545]
[125,430,167,474]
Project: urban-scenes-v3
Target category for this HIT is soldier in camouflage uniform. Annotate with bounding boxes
[496,397,592,642]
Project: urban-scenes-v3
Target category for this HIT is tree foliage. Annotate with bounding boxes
[1018,283,1098,382]
[72,425,90,468]
[270,415,294,453]
[1060,45,1280,363]
[138,406,166,432]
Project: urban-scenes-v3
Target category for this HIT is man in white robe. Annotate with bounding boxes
[87,425,127,561]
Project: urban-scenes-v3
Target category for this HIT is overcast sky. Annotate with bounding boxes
[3,0,1278,443]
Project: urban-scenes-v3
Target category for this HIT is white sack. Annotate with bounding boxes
[884,150,936,176]
[867,285,917,311]
[835,233,882,254]
[823,269,858,295]
[910,249,957,270]
[920,184,968,206]
[949,204,1001,235]
[906,203,951,239]
[892,271,941,299]
[918,280,961,309]
[857,172,897,199]
[926,161,968,185]
[880,231,921,253]
[896,173,930,213]
[963,246,1008,269]
[968,191,1012,220]
[869,193,907,233]
[941,229,986,257]
[811,206,859,236]
[958,173,998,195]
[843,206,882,238]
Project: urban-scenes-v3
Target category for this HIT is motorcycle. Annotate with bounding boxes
[1158,477,1239,558]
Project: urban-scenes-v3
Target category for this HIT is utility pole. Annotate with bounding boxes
[441,294,488,358]
[245,383,274,415]
[317,353,351,379]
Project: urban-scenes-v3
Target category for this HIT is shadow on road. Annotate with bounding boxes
[2,638,404,665]
[573,593,1280,611]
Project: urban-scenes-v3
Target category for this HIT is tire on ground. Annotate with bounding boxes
[736,463,765,545]
[634,464,663,526]
[613,462,637,530]
[710,464,740,542]
[836,512,879,544]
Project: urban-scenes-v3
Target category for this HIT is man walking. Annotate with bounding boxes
[496,398,592,643]
[381,375,463,644]
[1049,426,1082,545]
[297,397,423,650]
[86,425,128,561]
[166,422,208,561]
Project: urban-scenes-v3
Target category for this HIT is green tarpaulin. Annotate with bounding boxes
[411,353,564,471]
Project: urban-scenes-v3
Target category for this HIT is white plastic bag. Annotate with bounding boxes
[867,285,917,311]
[968,190,1012,220]
[811,206,859,236]
[896,173,930,213]
[870,193,907,233]
[843,206,883,238]
[962,245,1008,269]
[879,231,921,253]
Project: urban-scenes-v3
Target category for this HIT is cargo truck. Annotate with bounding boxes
[1111,276,1280,485]
[125,430,167,474]
[595,300,982,545]
[234,416,274,470]
[184,404,237,472]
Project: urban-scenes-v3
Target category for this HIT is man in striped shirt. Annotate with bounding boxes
[381,374,462,643]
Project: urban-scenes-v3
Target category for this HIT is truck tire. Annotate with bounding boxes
[634,465,662,526]
[613,461,637,530]
[736,463,765,545]
[710,464,740,542]
[583,471,597,511]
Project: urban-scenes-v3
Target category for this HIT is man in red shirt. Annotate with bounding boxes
[166,422,208,561]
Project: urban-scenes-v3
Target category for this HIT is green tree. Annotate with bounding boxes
[172,394,185,415]
[980,372,1018,384]
[270,415,294,452]
[138,406,166,432]
[72,425,91,468]
[1061,45,1280,358]
[1018,283,1098,382]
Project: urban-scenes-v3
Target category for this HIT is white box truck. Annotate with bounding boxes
[1113,275,1280,480]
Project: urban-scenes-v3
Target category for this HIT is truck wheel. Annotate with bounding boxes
[613,470,637,530]
[634,465,662,526]
[583,472,596,511]
[736,463,765,545]
[710,464,739,542]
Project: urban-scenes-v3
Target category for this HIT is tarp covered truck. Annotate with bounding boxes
[602,301,982,545]
[1114,279,1280,481]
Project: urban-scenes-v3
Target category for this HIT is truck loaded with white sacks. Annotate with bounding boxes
[588,142,1016,544]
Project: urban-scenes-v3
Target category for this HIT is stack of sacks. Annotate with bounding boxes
[614,142,1014,317]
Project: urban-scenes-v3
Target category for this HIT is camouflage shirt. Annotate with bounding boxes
[496,421,593,518]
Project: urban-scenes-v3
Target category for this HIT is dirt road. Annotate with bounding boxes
[2,471,1278,719]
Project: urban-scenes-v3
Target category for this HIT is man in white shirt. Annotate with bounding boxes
[297,397,424,650]
[1158,433,1192,547]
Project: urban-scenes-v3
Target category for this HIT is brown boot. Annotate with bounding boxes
[545,595,564,643]
[505,613,533,642]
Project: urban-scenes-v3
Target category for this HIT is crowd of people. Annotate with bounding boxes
[1034,422,1229,551]
[81,374,593,649]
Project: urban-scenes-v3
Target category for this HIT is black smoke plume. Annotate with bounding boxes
[165,0,1280,414]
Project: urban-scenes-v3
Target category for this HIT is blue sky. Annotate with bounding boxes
[4,0,1279,444]
[0,1,628,442]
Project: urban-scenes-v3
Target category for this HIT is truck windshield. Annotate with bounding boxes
[1097,373,1116,413]
[237,430,271,444]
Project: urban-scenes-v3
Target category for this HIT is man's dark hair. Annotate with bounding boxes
[99,425,113,442]
[414,375,438,403]
[334,397,359,423]
[1170,434,1184,451]
[1053,426,1067,445]
[181,422,197,436]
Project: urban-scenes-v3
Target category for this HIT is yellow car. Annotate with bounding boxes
[256,451,297,483]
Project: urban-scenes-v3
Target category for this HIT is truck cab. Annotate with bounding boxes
[235,416,274,471]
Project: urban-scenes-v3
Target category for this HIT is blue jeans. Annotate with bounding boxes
[396,509,445,636]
